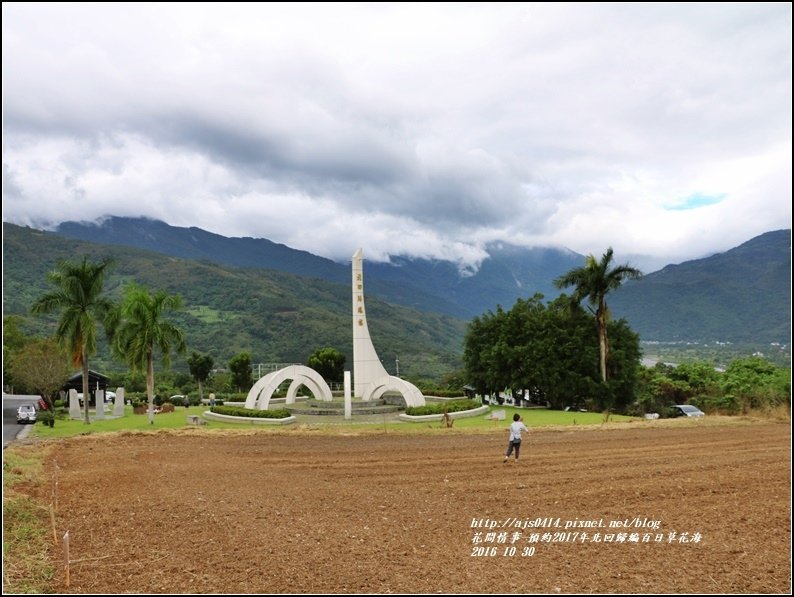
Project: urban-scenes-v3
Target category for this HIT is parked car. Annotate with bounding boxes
[671,404,705,418]
[16,404,37,424]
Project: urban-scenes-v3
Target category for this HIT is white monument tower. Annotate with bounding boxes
[351,249,425,407]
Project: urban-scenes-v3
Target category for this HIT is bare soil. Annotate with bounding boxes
[26,422,793,593]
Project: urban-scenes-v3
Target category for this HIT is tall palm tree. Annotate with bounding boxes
[31,257,116,424]
[112,285,186,424]
[554,248,642,382]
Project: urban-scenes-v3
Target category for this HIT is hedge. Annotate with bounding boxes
[404,399,480,416]
[209,405,292,419]
[419,390,467,398]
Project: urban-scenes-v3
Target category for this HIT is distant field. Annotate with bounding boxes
[184,304,237,323]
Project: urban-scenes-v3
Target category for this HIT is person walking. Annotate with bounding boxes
[504,413,529,463]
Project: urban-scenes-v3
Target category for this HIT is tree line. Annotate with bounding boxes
[4,256,350,426]
[462,247,789,415]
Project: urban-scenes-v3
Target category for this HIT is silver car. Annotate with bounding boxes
[16,404,37,424]
[671,404,705,417]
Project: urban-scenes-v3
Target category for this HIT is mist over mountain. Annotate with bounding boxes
[54,216,586,318]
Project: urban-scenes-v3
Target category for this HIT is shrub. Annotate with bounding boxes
[210,405,292,419]
[37,410,55,428]
[130,399,147,414]
[421,389,466,398]
[699,393,743,415]
[404,399,480,416]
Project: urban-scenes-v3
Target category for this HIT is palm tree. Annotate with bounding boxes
[112,285,186,425]
[31,257,116,424]
[554,248,642,382]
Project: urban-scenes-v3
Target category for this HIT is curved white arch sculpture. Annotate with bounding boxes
[244,365,333,411]
[364,375,425,408]
[352,249,425,407]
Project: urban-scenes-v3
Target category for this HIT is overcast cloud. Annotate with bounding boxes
[2,3,791,271]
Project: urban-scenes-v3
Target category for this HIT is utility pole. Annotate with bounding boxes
[396,356,399,377]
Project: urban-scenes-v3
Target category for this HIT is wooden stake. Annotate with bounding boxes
[50,504,57,545]
[52,461,59,512]
[63,531,70,588]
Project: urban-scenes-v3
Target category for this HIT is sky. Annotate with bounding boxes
[2,3,791,273]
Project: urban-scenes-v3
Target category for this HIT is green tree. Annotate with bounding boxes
[116,370,146,393]
[31,257,116,424]
[463,294,641,412]
[188,351,214,402]
[439,368,467,392]
[669,362,720,397]
[554,248,642,382]
[463,305,509,399]
[721,356,791,412]
[112,284,186,425]
[3,315,30,392]
[528,296,602,410]
[7,338,71,417]
[228,352,253,393]
[307,347,346,383]
[602,318,642,412]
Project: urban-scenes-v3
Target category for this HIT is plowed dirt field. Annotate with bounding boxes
[22,421,793,593]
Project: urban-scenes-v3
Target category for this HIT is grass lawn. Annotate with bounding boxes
[28,403,636,439]
[28,405,252,439]
[444,405,633,430]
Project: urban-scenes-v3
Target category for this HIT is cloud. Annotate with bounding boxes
[2,3,791,271]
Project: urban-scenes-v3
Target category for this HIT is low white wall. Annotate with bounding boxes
[201,411,297,425]
[397,405,489,422]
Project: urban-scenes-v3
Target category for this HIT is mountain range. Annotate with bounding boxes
[2,218,790,378]
[54,217,586,319]
[2,222,465,380]
[51,217,791,344]
[609,229,791,344]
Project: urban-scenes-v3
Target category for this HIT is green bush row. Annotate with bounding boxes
[209,405,292,419]
[404,399,480,416]
[421,390,467,398]
[690,394,742,415]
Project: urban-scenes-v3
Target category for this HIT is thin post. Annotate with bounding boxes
[50,504,57,545]
[63,531,70,588]
[52,461,59,512]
